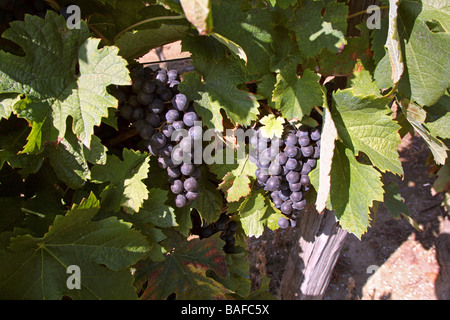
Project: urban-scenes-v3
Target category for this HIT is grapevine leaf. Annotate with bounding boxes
[140,231,230,300]
[0,12,130,153]
[210,0,274,74]
[238,191,283,237]
[115,24,189,60]
[210,32,248,64]
[399,99,448,165]
[179,54,259,131]
[259,115,285,139]
[209,144,257,203]
[272,67,323,121]
[45,129,107,189]
[0,193,150,299]
[90,148,150,213]
[424,95,450,140]
[135,188,177,228]
[270,26,302,72]
[382,181,420,230]
[329,142,384,238]
[292,0,348,59]
[315,108,337,213]
[332,87,404,175]
[191,167,223,224]
[397,0,450,106]
[180,0,213,35]
[0,93,21,120]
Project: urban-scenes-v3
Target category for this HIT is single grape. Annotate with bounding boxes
[290,191,303,203]
[289,182,302,192]
[167,166,181,179]
[256,168,270,183]
[142,81,156,94]
[300,175,310,186]
[165,109,180,123]
[285,134,298,146]
[189,126,203,140]
[265,177,281,192]
[301,145,314,158]
[183,111,198,127]
[170,179,184,194]
[275,152,288,166]
[292,199,307,210]
[286,170,300,183]
[139,124,155,140]
[285,145,298,158]
[149,98,165,114]
[167,69,178,81]
[281,201,293,215]
[172,120,185,130]
[285,158,299,171]
[172,93,188,111]
[146,112,161,127]
[268,162,282,175]
[155,69,168,83]
[149,132,167,149]
[278,217,290,229]
[184,177,199,192]
[298,135,310,147]
[162,124,175,138]
[180,163,195,176]
[175,194,188,208]
[185,191,199,201]
[310,127,321,141]
[137,91,154,105]
[131,108,145,121]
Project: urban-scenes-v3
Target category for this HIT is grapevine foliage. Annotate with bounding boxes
[0,0,449,300]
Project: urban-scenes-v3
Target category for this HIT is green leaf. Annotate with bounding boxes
[181,0,213,35]
[91,148,150,213]
[45,129,107,189]
[135,188,177,228]
[382,181,420,230]
[0,12,130,153]
[0,93,21,119]
[179,54,259,131]
[424,95,450,140]
[399,99,448,165]
[115,24,189,60]
[332,89,404,175]
[329,142,384,238]
[259,115,285,139]
[0,193,150,299]
[292,0,348,59]
[139,231,230,300]
[238,191,283,237]
[209,0,274,74]
[273,67,323,121]
[191,167,223,224]
[397,0,450,106]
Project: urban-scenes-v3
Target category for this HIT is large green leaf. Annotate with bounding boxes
[291,0,348,59]
[329,142,384,238]
[332,83,404,175]
[90,148,150,213]
[397,0,450,106]
[0,193,150,299]
[139,231,230,300]
[0,12,130,153]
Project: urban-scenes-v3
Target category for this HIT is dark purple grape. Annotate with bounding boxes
[275,152,288,165]
[285,158,299,171]
[180,163,195,176]
[286,170,300,183]
[306,158,317,168]
[149,98,165,114]
[301,145,314,157]
[285,145,298,158]
[150,132,167,149]
[162,124,175,138]
[289,182,302,192]
[191,167,201,179]
[285,134,298,146]
[300,175,310,186]
[256,169,269,183]
[165,109,180,123]
[265,177,281,191]
[120,104,133,120]
[132,107,145,121]
[310,127,321,141]
[301,163,312,175]
[172,93,188,111]
[290,191,303,203]
[172,120,185,130]
[292,199,306,210]
[142,81,156,94]
[281,201,293,215]
[278,217,290,229]
[175,194,188,207]
[298,135,310,147]
[268,162,282,175]
[155,70,168,83]
[313,146,320,159]
[184,177,199,192]
[170,179,184,194]
[139,124,155,140]
[183,111,199,127]
[185,191,199,201]
[167,69,178,81]
[137,91,154,105]
[167,166,181,179]
[146,112,161,127]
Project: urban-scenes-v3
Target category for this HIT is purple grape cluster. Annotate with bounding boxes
[115,65,201,208]
[252,126,321,228]
[199,213,238,253]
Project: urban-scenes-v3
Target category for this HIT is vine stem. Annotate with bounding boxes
[313,105,324,116]
[347,5,389,20]
[113,15,186,42]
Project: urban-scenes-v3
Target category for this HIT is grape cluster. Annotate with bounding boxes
[252,126,321,229]
[199,213,238,254]
[115,65,201,208]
